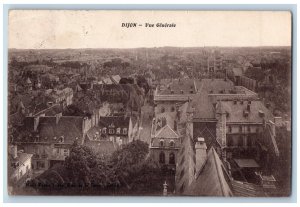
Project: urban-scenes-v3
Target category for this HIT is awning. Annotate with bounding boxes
[234,159,260,168]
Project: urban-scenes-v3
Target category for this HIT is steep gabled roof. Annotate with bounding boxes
[184,147,233,196]
[155,124,179,139]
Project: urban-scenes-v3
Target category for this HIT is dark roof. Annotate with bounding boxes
[21,116,85,144]
[184,148,233,196]
[99,116,130,129]
[38,116,84,144]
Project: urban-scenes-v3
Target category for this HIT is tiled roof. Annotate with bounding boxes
[217,100,273,123]
[155,124,179,139]
[38,116,84,144]
[158,79,196,95]
[184,147,233,196]
[99,116,130,129]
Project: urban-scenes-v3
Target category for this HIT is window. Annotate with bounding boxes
[102,127,107,134]
[228,126,232,133]
[109,129,115,134]
[238,136,244,146]
[63,149,69,156]
[37,161,45,169]
[227,136,233,146]
[116,128,121,134]
[161,107,165,113]
[171,106,175,112]
[123,128,128,135]
[239,126,243,133]
[169,152,175,164]
[160,140,164,147]
[159,152,165,164]
[169,140,175,147]
[247,126,251,132]
[59,136,64,143]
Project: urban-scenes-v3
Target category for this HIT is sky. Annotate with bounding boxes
[8,10,292,49]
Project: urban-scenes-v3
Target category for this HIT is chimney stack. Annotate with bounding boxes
[195,137,207,175]
[9,145,18,159]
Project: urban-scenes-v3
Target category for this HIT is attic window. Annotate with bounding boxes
[160,140,164,147]
[109,129,115,134]
[169,140,175,147]
[59,136,64,143]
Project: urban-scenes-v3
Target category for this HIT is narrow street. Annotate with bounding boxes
[138,101,154,144]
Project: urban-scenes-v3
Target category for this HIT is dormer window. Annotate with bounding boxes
[122,128,128,135]
[116,128,121,134]
[169,140,175,147]
[59,136,64,143]
[160,139,164,147]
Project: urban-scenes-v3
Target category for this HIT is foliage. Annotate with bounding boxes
[27,140,164,195]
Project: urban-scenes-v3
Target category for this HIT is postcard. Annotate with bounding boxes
[7,10,292,197]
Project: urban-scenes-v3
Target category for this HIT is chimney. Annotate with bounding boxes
[274,117,283,127]
[195,137,207,175]
[259,110,265,118]
[34,116,40,132]
[9,145,18,159]
[56,113,62,124]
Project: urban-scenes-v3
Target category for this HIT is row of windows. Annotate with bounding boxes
[159,152,175,164]
[101,127,128,135]
[227,126,260,133]
[159,140,175,147]
[160,106,176,113]
[227,136,256,147]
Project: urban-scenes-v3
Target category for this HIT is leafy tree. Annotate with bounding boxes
[64,142,98,186]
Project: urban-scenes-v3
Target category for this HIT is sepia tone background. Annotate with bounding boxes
[9,10,291,49]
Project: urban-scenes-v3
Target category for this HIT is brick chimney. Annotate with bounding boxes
[195,137,207,175]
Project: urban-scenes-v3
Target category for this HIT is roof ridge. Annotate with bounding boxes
[211,147,227,196]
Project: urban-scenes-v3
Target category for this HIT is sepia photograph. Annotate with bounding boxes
[7,10,292,197]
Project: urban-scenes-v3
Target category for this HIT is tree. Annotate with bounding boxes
[64,142,98,187]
